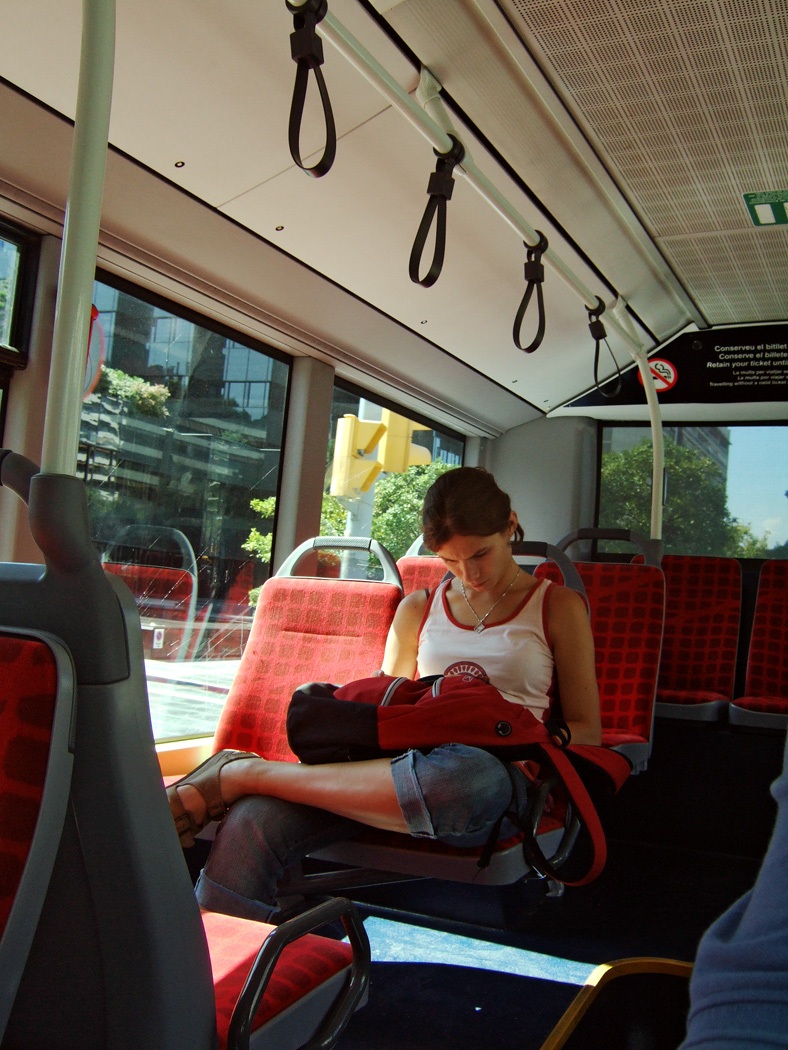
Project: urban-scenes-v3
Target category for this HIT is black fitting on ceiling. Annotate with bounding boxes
[512,232,548,354]
[286,0,336,178]
[586,297,622,398]
[408,134,466,288]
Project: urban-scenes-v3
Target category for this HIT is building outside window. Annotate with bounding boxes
[79,276,290,741]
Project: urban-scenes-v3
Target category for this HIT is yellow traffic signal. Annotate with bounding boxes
[330,414,386,498]
[377,410,432,474]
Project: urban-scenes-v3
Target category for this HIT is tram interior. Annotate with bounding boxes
[1,0,787,1048]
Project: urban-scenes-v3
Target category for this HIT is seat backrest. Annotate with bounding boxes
[0,628,75,1041]
[651,555,742,699]
[0,453,217,1049]
[213,537,403,761]
[744,559,788,700]
[395,554,447,595]
[535,560,665,768]
[556,527,662,567]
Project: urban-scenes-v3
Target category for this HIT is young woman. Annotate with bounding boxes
[168,467,601,921]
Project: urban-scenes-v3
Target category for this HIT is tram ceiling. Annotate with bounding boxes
[0,0,786,423]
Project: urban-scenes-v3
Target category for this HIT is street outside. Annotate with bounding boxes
[145,658,241,741]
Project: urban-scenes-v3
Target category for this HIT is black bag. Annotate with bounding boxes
[287,674,631,885]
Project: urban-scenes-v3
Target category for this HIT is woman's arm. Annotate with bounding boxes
[547,585,602,746]
[380,589,429,678]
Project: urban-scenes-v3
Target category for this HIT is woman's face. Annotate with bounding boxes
[435,517,516,593]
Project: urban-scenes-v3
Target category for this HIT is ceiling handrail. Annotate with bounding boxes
[512,233,549,353]
[286,0,666,541]
[286,0,337,177]
[408,135,465,287]
[587,298,622,398]
[286,2,645,353]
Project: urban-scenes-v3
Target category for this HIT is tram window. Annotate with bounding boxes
[326,383,464,573]
[244,384,464,587]
[599,424,788,558]
[0,225,37,364]
[79,275,290,742]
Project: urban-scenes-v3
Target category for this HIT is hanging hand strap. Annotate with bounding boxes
[409,135,465,287]
[512,233,548,353]
[587,297,622,398]
[286,0,336,178]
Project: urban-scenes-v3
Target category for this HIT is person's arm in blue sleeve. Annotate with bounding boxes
[679,734,788,1049]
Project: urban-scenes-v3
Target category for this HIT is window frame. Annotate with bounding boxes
[0,219,40,368]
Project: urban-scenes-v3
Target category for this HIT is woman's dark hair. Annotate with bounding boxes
[422,467,525,552]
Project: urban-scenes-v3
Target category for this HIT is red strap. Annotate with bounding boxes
[514,742,615,886]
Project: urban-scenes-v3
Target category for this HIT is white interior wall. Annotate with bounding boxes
[490,416,597,545]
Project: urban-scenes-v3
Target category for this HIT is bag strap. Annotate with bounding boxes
[482,742,621,886]
[519,744,610,886]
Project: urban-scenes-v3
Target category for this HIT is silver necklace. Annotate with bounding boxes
[460,565,521,633]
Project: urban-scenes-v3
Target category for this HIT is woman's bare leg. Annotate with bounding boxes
[176,756,409,833]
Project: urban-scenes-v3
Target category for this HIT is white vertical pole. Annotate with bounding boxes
[611,300,664,542]
[40,0,115,476]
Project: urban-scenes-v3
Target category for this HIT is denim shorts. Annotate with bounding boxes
[390,742,523,847]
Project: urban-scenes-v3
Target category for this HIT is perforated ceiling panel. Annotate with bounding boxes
[500,0,788,324]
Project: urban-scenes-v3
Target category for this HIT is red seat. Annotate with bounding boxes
[645,555,742,721]
[730,560,788,730]
[0,629,74,1042]
[214,540,404,761]
[535,561,665,772]
[395,554,447,595]
[0,453,370,1050]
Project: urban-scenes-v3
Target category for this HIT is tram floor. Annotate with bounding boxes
[332,837,761,1050]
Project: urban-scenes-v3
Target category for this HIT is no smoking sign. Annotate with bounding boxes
[638,358,677,393]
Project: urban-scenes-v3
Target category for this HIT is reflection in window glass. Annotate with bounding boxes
[599,425,788,558]
[79,278,290,741]
[0,237,21,347]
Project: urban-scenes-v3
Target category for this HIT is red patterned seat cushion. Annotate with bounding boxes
[742,560,788,702]
[535,563,664,745]
[204,910,352,1050]
[213,577,402,760]
[395,556,447,596]
[643,555,741,704]
[657,688,728,705]
[0,636,58,934]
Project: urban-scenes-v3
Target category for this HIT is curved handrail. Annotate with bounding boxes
[103,524,199,578]
[556,528,662,567]
[403,534,432,557]
[512,540,588,603]
[0,449,38,505]
[276,536,403,589]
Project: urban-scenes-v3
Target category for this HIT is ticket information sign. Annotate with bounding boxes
[570,324,788,408]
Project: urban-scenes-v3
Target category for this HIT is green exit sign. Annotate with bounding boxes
[743,191,788,226]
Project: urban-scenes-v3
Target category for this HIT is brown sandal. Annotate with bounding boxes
[167,749,259,847]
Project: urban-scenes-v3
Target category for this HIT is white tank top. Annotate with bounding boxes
[416,576,556,721]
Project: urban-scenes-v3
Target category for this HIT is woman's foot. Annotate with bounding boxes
[167,749,260,847]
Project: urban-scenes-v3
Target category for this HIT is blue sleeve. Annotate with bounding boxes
[679,734,788,1049]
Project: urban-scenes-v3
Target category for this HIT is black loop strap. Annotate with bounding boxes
[287,0,336,178]
[512,232,548,353]
[586,297,622,398]
[409,134,466,288]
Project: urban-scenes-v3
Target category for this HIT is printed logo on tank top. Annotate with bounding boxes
[443,660,490,683]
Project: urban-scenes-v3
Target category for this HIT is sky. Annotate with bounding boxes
[726,426,788,547]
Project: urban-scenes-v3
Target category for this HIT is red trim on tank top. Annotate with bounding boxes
[440,575,549,631]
